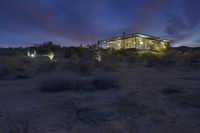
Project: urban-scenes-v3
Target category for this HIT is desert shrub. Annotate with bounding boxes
[98,60,118,72]
[40,77,91,92]
[5,48,24,57]
[0,114,31,133]
[64,47,86,58]
[102,50,123,62]
[101,62,116,71]
[113,54,124,62]
[138,51,187,67]
[162,88,182,94]
[0,59,32,80]
[67,60,93,75]
[75,47,85,57]
[40,76,67,92]
[193,51,200,58]
[0,65,12,79]
[64,77,93,91]
[138,52,160,67]
[65,47,77,58]
[0,61,32,80]
[39,72,120,92]
[114,48,137,56]
[94,52,121,71]
[160,54,176,66]
[81,49,95,60]
[34,41,62,53]
[115,48,128,56]
[39,72,94,92]
[35,61,57,74]
[180,51,200,67]
[91,74,120,90]
[18,57,33,64]
[158,50,200,67]
[126,53,139,64]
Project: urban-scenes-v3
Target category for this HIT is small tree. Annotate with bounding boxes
[65,47,77,58]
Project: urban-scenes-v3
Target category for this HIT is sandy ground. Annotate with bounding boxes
[0,64,200,133]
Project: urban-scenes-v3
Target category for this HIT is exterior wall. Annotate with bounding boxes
[107,40,122,50]
[159,41,170,49]
[121,37,136,49]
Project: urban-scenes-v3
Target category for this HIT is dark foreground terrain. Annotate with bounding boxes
[0,46,200,133]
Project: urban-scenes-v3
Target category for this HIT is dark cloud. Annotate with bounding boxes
[165,0,200,43]
[183,0,200,28]
[0,0,103,43]
[0,0,199,46]
[130,0,170,32]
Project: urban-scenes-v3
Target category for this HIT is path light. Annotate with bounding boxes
[27,50,36,58]
[48,51,54,60]
[30,54,35,57]
[27,51,30,56]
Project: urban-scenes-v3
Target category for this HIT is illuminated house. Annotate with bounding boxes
[101,33,172,51]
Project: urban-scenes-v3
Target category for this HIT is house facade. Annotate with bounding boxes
[101,33,172,51]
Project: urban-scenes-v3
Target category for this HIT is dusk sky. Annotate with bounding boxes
[0,0,200,47]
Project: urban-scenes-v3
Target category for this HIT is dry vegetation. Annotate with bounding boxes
[0,44,200,132]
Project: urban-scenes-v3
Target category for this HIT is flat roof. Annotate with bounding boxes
[100,33,172,42]
[161,39,173,43]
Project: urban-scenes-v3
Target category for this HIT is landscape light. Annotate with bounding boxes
[27,50,36,58]
[30,54,35,58]
[48,51,54,60]
[27,51,30,56]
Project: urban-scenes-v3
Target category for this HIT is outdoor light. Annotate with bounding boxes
[27,50,36,58]
[30,54,35,58]
[48,51,54,60]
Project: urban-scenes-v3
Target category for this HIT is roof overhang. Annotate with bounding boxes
[161,39,173,43]
[101,33,161,43]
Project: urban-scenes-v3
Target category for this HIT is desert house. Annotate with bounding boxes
[101,33,172,51]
